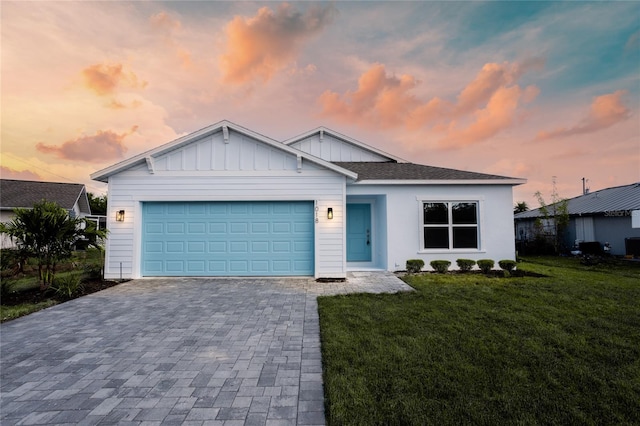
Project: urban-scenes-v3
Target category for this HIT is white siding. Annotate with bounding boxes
[346,184,517,271]
[290,134,390,162]
[104,130,347,279]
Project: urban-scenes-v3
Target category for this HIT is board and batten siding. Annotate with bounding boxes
[289,133,390,162]
[104,129,347,279]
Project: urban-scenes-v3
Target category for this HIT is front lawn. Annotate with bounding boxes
[318,257,640,425]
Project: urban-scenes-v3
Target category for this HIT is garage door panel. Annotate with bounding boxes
[142,201,314,276]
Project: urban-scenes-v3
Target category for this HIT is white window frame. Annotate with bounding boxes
[417,198,484,253]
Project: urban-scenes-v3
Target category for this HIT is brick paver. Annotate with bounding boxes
[0,272,412,425]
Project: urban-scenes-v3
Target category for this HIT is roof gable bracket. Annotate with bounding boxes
[145,156,155,174]
[223,125,230,144]
[319,129,324,142]
[296,154,302,173]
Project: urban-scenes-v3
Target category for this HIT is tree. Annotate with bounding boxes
[534,183,569,254]
[87,192,107,215]
[514,201,529,214]
[0,200,107,290]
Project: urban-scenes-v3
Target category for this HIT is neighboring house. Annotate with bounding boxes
[91,120,525,279]
[514,182,640,256]
[0,179,92,249]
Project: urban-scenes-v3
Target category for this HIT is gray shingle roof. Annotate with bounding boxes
[0,179,90,213]
[515,182,640,219]
[333,162,519,182]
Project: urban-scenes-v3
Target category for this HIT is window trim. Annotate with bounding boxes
[416,197,484,253]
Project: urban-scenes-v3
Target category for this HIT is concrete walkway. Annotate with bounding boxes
[0,272,412,425]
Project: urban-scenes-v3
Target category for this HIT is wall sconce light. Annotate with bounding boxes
[116,210,125,222]
[327,207,333,220]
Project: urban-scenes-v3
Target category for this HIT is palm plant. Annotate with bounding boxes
[0,200,107,290]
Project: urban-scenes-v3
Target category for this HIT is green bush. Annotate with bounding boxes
[50,273,84,300]
[1,278,17,299]
[477,259,495,274]
[430,260,451,273]
[456,259,476,272]
[498,260,517,272]
[406,259,425,274]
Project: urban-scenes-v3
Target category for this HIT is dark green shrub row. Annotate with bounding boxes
[405,258,517,274]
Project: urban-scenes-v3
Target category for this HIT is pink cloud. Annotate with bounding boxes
[149,11,192,69]
[82,63,146,96]
[0,166,42,181]
[36,127,136,163]
[319,60,542,146]
[319,64,421,127]
[536,90,631,140]
[219,3,335,84]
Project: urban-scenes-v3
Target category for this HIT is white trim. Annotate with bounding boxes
[91,120,357,182]
[283,127,407,163]
[417,198,484,253]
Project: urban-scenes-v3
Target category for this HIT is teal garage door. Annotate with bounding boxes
[142,201,314,276]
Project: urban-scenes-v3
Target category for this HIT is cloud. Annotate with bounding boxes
[149,11,192,69]
[0,166,42,181]
[36,127,136,163]
[536,90,631,140]
[319,60,541,145]
[219,3,335,84]
[82,63,147,96]
[319,64,422,127]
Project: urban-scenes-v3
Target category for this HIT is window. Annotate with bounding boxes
[422,202,479,250]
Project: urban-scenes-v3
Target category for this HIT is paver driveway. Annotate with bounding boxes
[1,273,412,425]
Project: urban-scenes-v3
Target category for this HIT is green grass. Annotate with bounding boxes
[318,257,640,425]
[0,300,58,322]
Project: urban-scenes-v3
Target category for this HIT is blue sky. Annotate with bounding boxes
[1,1,638,205]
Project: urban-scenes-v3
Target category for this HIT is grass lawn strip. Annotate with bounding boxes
[318,257,640,425]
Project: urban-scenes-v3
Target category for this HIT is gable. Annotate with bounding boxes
[152,128,307,172]
[285,128,405,163]
[92,121,356,182]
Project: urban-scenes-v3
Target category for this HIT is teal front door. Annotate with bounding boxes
[347,204,371,262]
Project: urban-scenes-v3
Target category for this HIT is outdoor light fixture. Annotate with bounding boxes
[116,210,125,222]
[327,207,333,219]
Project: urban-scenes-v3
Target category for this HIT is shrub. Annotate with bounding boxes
[50,273,84,300]
[406,259,425,274]
[430,260,451,273]
[456,259,476,272]
[477,259,495,274]
[498,260,517,272]
[0,278,17,299]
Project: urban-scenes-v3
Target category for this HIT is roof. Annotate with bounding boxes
[0,179,91,213]
[91,120,357,182]
[283,127,407,163]
[334,162,526,184]
[515,182,640,219]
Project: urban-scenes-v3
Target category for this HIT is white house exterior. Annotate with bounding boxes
[91,121,525,280]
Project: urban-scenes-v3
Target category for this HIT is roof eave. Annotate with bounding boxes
[351,178,527,185]
[283,127,407,163]
[91,120,358,182]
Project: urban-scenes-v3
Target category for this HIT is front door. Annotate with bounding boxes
[347,204,371,262]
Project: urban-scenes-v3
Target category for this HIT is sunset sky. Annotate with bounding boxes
[2,1,638,207]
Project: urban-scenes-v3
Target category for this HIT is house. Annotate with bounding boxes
[91,120,525,279]
[0,179,92,249]
[514,182,640,256]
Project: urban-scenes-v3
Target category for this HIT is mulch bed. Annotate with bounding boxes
[1,279,124,306]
